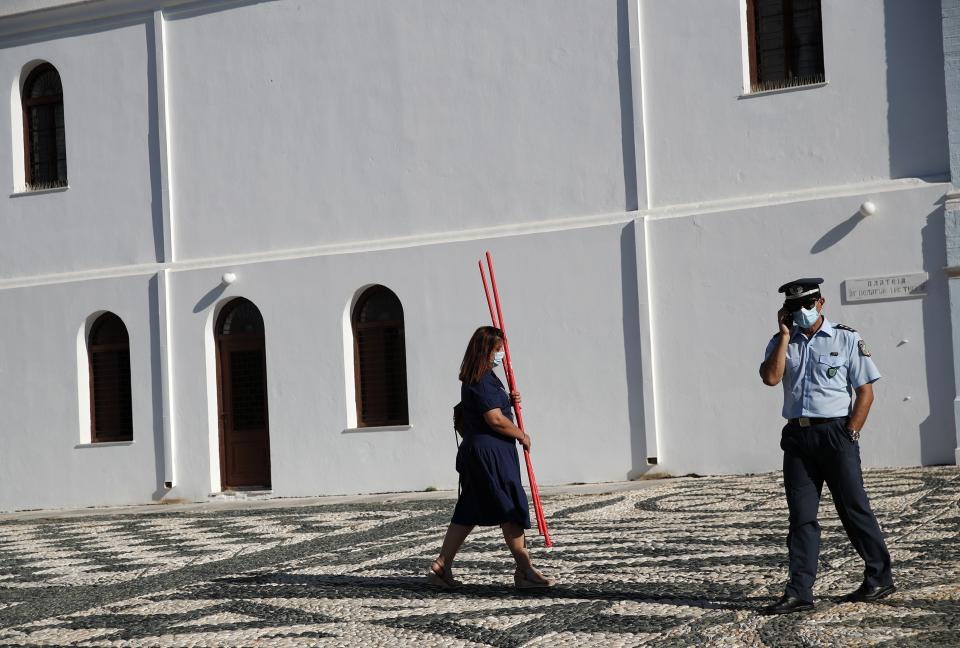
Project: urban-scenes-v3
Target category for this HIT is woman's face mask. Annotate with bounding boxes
[793,304,820,329]
[492,350,506,367]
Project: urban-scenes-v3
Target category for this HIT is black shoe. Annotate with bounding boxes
[842,583,896,603]
[760,595,815,615]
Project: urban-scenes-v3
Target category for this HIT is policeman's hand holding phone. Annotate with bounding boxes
[778,307,792,335]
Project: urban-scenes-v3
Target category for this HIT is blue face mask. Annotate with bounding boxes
[793,305,819,329]
[492,350,505,367]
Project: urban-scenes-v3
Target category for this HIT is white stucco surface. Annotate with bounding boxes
[163,0,631,260]
[161,222,643,503]
[0,274,162,511]
[0,0,955,512]
[648,181,953,473]
[0,18,159,278]
[641,0,948,206]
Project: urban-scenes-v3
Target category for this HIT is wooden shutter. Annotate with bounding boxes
[755,0,788,84]
[89,313,133,443]
[790,0,823,79]
[353,286,409,427]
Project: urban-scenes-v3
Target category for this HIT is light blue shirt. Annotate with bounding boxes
[762,318,882,419]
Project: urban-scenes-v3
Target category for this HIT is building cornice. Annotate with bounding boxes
[0,176,950,292]
[0,0,197,39]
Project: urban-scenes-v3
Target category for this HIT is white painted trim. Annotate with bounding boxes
[634,216,658,464]
[75,317,92,445]
[635,0,652,210]
[642,177,948,222]
[738,0,750,95]
[0,0,152,18]
[624,0,646,210]
[738,82,829,100]
[157,269,176,486]
[0,177,949,292]
[637,218,664,464]
[342,425,413,434]
[9,186,69,197]
[74,441,135,448]
[152,9,175,263]
[203,303,221,494]
[341,291,361,430]
[8,69,24,193]
[0,0,195,38]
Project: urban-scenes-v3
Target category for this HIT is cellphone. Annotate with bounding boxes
[780,308,793,328]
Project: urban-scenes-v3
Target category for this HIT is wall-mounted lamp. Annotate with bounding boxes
[859,201,877,217]
[221,272,237,285]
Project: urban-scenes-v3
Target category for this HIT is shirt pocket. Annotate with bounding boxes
[817,354,846,382]
[785,348,801,369]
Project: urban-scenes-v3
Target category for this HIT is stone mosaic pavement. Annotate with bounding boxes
[0,467,957,647]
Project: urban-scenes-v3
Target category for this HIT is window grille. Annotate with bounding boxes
[22,63,67,189]
[352,286,409,427]
[88,313,133,443]
[747,0,824,93]
[219,299,265,336]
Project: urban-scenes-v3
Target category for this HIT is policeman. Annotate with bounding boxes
[758,278,895,615]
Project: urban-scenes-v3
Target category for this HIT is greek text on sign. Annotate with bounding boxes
[845,273,928,302]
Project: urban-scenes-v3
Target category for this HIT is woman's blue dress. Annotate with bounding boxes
[451,369,531,528]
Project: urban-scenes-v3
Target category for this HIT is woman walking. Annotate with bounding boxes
[428,326,555,590]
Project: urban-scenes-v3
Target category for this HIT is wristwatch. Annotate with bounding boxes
[846,427,861,442]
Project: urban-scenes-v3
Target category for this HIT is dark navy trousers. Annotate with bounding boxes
[780,420,893,602]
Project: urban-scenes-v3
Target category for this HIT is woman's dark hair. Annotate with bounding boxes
[459,326,504,384]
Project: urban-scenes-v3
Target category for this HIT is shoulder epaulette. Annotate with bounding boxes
[835,323,857,332]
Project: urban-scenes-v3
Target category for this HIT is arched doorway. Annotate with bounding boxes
[215,298,271,489]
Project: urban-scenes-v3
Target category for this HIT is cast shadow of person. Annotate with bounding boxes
[227,572,760,613]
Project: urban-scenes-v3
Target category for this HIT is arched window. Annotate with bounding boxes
[88,313,133,442]
[219,298,265,337]
[352,286,408,427]
[22,63,67,189]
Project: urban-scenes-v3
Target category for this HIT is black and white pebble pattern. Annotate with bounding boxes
[0,467,957,646]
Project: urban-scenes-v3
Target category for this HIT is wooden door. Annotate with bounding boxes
[216,299,271,489]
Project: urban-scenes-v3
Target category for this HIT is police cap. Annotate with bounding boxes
[778,278,823,306]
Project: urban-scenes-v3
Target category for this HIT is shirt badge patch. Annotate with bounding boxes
[827,367,838,378]
[858,340,872,357]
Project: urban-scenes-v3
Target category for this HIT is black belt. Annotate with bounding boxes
[788,416,846,428]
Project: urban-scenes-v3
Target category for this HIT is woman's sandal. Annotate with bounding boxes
[426,562,461,590]
[514,567,556,590]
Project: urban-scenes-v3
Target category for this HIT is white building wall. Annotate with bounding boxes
[165,222,643,502]
[648,181,954,474]
[0,0,955,512]
[640,0,949,206]
[0,17,160,278]
[0,274,162,512]
[162,0,634,260]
